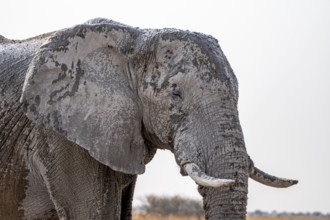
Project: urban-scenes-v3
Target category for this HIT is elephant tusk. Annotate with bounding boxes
[249,166,298,188]
[183,163,235,188]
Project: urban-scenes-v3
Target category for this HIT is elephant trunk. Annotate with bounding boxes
[196,150,249,220]
[174,104,250,219]
[194,139,249,220]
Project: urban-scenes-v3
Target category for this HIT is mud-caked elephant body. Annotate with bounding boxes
[1,18,297,220]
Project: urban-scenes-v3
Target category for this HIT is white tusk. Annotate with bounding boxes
[183,163,235,188]
[249,166,298,188]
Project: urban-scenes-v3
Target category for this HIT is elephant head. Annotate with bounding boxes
[21,18,297,219]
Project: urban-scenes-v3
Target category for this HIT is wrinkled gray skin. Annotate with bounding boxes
[1,18,297,220]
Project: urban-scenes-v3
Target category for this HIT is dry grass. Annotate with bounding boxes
[248,217,330,220]
[133,212,330,220]
[133,212,204,220]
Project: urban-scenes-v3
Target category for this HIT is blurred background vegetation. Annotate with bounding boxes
[133,194,330,220]
[137,195,204,220]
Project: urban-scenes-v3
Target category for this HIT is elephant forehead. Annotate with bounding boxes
[156,35,236,86]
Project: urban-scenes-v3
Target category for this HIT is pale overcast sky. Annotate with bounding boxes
[1,0,329,213]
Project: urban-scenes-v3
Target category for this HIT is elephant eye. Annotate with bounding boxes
[171,89,183,101]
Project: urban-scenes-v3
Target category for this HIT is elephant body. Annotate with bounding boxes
[1,18,297,219]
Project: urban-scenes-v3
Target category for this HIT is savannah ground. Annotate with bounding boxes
[133,213,330,220]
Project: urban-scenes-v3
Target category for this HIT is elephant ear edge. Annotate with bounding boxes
[21,22,146,175]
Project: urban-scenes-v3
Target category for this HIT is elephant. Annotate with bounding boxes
[0,18,298,220]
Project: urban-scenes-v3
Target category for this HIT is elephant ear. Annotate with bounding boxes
[21,22,146,174]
